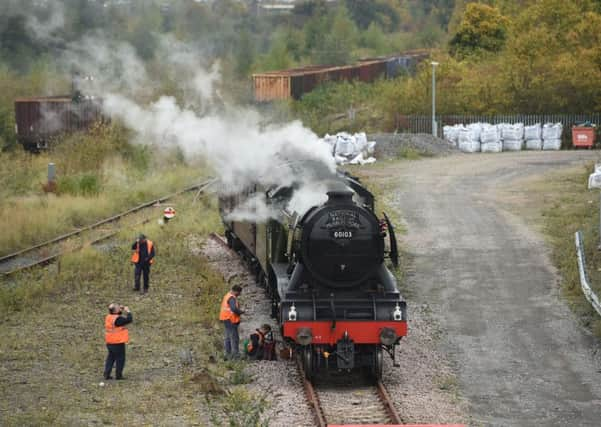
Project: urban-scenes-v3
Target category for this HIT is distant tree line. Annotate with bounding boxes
[1,0,600,148]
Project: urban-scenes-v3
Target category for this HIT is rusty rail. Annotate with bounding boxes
[376,380,403,424]
[1,178,216,276]
[296,357,328,427]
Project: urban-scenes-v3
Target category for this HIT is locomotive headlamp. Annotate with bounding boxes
[288,304,297,321]
[296,327,313,346]
[380,327,397,346]
[393,303,403,321]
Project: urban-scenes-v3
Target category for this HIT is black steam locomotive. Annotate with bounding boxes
[218,172,407,379]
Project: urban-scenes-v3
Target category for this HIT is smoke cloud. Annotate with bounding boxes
[65,34,336,217]
[16,2,339,218]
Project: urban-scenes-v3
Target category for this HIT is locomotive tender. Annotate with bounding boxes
[219,172,407,379]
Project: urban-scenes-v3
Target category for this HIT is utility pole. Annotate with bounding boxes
[431,61,439,137]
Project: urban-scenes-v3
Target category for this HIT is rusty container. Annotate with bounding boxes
[572,126,596,148]
[357,60,387,82]
[252,74,292,102]
[14,96,103,150]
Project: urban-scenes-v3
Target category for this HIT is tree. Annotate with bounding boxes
[500,0,601,112]
[449,3,509,58]
[258,31,292,71]
[303,13,329,56]
[361,22,387,54]
[315,6,358,65]
[345,0,399,31]
[234,30,255,77]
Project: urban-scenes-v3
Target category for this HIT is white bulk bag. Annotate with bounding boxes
[354,132,368,152]
[542,138,561,150]
[525,139,543,150]
[443,125,460,145]
[503,140,523,151]
[481,142,502,153]
[335,137,354,157]
[480,124,500,144]
[542,123,563,140]
[524,124,542,140]
[467,123,482,142]
[502,123,524,141]
[588,172,601,189]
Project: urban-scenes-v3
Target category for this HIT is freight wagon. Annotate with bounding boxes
[252,52,428,102]
[14,96,103,151]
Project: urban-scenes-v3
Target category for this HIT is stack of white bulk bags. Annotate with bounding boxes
[524,124,542,150]
[457,125,481,153]
[542,123,563,150]
[501,123,524,151]
[320,132,377,165]
[443,125,460,146]
[480,124,502,153]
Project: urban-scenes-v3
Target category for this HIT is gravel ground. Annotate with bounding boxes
[201,236,469,426]
[384,304,468,424]
[201,238,314,427]
[365,150,601,426]
[371,133,459,159]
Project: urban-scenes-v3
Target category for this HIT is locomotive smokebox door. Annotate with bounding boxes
[336,336,355,369]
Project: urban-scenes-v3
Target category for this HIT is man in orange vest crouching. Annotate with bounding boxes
[219,285,245,360]
[104,303,133,380]
[131,234,155,294]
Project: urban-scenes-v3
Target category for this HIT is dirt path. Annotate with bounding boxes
[367,151,601,426]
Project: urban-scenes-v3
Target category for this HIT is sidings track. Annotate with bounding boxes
[0,178,216,276]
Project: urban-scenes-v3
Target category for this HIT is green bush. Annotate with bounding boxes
[78,174,101,196]
[57,174,101,196]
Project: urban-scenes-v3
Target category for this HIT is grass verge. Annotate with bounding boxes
[510,164,601,336]
[0,192,267,426]
[0,125,209,256]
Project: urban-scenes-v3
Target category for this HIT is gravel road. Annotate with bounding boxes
[366,151,601,426]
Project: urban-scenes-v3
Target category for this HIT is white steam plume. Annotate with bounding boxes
[17,10,338,219]
[24,0,65,42]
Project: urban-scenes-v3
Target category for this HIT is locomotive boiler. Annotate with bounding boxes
[219,172,407,379]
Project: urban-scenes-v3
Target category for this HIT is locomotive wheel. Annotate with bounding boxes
[302,347,314,380]
[371,347,383,380]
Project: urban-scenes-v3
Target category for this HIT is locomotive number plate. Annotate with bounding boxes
[333,230,353,239]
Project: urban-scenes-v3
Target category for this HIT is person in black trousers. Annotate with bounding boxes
[131,234,155,293]
[104,303,133,380]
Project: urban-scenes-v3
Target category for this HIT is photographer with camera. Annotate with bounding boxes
[104,303,133,380]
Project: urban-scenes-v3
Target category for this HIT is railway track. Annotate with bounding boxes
[0,178,216,276]
[298,358,403,427]
[209,231,404,426]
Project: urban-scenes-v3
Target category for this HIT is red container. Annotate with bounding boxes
[572,126,596,148]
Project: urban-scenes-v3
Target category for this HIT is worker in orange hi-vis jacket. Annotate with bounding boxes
[131,234,155,294]
[104,303,132,380]
[219,285,245,359]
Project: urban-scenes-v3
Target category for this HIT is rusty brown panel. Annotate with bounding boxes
[358,61,386,82]
[254,75,292,101]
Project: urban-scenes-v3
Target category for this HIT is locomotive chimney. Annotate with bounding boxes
[326,190,353,205]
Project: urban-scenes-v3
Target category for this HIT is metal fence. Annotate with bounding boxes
[397,113,601,136]
[574,231,601,317]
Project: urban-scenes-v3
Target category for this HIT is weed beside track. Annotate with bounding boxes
[0,192,263,426]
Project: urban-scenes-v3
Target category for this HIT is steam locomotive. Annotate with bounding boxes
[218,172,407,379]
